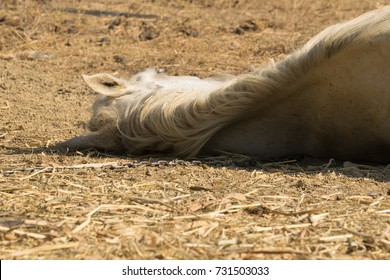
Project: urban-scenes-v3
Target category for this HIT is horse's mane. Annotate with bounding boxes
[112,7,390,156]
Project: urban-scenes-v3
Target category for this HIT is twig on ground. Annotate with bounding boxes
[7,242,79,257]
[3,161,132,175]
[0,225,46,240]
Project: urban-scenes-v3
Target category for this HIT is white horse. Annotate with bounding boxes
[59,7,390,163]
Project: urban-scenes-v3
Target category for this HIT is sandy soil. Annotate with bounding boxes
[0,0,389,259]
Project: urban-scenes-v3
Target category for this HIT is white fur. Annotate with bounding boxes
[59,7,390,163]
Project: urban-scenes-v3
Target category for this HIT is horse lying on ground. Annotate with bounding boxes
[59,7,390,163]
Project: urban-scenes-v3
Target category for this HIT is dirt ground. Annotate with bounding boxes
[1,0,390,260]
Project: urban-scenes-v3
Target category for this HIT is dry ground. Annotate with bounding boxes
[1,0,390,259]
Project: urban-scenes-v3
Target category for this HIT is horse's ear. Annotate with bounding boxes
[82,74,128,97]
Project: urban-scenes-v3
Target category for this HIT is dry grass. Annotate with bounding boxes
[1,0,390,259]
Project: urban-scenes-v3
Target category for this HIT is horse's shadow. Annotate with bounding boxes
[2,146,390,183]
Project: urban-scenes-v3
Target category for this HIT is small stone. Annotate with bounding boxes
[113,55,128,64]
[139,31,159,41]
[97,37,110,46]
[234,27,245,35]
[228,41,240,50]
